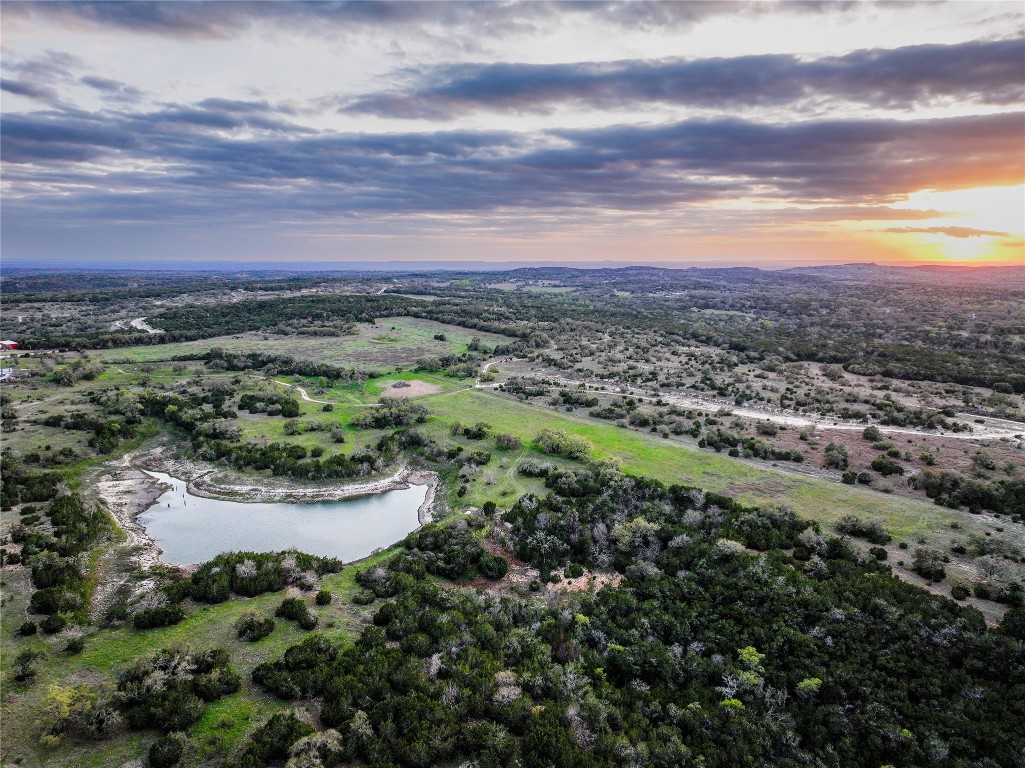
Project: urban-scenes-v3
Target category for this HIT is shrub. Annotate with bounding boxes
[40,614,68,634]
[862,426,882,441]
[315,589,332,606]
[823,443,849,470]
[951,582,971,600]
[869,546,888,561]
[65,636,86,655]
[117,648,237,732]
[565,563,585,578]
[14,648,43,682]
[835,515,891,544]
[350,398,428,429]
[149,733,186,768]
[235,611,275,642]
[18,620,38,636]
[534,428,590,460]
[518,459,554,478]
[276,598,318,630]
[495,433,522,451]
[479,554,509,580]
[239,711,315,768]
[184,551,342,604]
[352,590,376,605]
[871,455,904,477]
[1001,607,1025,641]
[133,604,186,630]
[912,548,946,582]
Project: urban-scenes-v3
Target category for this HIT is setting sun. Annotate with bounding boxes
[843,185,1025,264]
[897,185,1025,238]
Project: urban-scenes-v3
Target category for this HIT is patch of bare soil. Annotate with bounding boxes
[96,459,168,568]
[382,380,441,398]
[550,571,625,593]
[134,447,439,509]
[482,538,528,568]
[93,455,171,617]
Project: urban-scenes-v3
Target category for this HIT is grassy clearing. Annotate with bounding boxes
[93,316,512,367]
[422,389,965,540]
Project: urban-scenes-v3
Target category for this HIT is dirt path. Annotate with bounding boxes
[130,317,163,334]
[12,393,62,411]
[498,369,1023,442]
[267,378,333,404]
[267,377,390,407]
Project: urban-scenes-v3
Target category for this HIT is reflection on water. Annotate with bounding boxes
[138,471,425,565]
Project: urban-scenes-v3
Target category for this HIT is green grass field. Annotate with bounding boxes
[419,388,968,541]
[93,316,511,368]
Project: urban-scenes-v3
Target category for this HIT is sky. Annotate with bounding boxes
[2,1,1024,269]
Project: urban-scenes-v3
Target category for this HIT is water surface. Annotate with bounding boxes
[138,471,425,565]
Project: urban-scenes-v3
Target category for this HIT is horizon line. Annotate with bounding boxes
[3,259,1024,275]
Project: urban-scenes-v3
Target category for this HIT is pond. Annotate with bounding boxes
[138,471,426,565]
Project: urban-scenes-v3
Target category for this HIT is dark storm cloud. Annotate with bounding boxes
[884,226,1011,238]
[342,38,1025,118]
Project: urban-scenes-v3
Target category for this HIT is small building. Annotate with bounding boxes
[0,340,18,350]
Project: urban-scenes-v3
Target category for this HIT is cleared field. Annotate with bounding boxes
[94,317,512,368]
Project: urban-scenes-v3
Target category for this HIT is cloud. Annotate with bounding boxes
[1,78,59,101]
[3,98,1021,230]
[791,206,953,222]
[1,1,851,39]
[883,226,1011,238]
[80,75,144,103]
[1,50,83,105]
[341,37,1025,118]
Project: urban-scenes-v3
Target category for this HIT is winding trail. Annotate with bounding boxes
[265,377,373,406]
[268,379,333,404]
[129,317,163,334]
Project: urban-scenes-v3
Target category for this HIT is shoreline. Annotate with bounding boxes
[95,448,439,572]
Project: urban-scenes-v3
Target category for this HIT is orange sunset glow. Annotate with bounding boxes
[2,1,1023,268]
